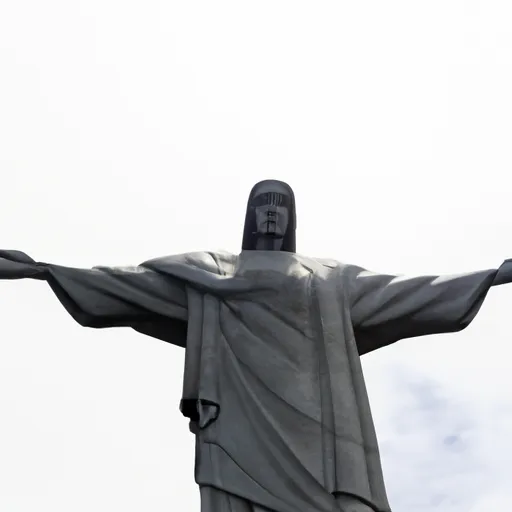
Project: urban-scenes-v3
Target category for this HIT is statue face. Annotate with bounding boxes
[242,178,296,253]
[251,182,290,239]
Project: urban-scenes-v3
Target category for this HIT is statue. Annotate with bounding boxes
[2,179,511,512]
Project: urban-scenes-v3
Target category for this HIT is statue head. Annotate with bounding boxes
[242,179,296,252]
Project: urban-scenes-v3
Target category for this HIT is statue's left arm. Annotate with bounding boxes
[346,259,512,355]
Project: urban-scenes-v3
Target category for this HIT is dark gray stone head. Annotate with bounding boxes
[242,179,296,253]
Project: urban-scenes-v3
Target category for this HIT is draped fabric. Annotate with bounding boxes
[1,249,508,511]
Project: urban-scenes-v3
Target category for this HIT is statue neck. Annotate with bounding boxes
[255,236,284,251]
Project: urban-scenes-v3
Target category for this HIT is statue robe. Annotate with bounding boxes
[1,249,509,512]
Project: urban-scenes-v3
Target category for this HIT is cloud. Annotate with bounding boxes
[365,361,512,512]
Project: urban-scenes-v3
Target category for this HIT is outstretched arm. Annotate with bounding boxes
[345,259,512,355]
[0,250,188,347]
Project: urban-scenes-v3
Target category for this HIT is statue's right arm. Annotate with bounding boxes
[0,250,188,346]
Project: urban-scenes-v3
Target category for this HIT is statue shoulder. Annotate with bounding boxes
[310,256,342,270]
[308,258,365,282]
[141,250,237,275]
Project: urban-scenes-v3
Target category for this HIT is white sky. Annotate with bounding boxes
[1,1,511,511]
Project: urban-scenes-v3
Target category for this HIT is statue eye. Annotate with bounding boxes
[253,192,290,208]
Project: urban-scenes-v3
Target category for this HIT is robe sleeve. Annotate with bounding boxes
[0,250,188,347]
[346,260,512,355]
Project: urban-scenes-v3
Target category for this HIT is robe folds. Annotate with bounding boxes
[1,249,509,512]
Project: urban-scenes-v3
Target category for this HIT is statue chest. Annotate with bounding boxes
[227,252,324,336]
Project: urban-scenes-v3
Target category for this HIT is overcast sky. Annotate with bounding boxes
[1,1,511,511]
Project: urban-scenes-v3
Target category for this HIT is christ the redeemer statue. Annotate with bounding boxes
[2,179,511,512]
